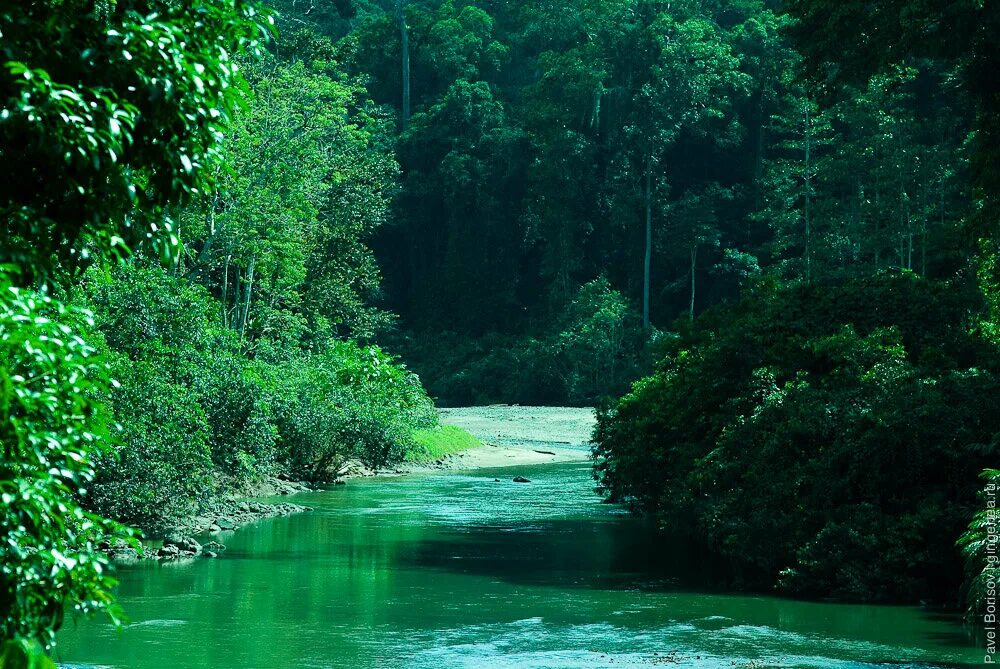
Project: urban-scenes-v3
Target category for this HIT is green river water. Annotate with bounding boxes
[56,459,982,668]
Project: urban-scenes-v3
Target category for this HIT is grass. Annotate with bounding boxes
[406,425,483,463]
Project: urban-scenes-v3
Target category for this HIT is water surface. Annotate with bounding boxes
[56,461,980,668]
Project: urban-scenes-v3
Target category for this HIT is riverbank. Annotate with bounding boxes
[109,406,597,561]
[102,476,318,561]
[402,405,596,472]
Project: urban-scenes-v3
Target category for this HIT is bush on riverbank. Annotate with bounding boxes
[593,273,1000,603]
[81,262,436,529]
[261,343,437,482]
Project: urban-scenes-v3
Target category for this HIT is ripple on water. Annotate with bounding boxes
[396,617,965,669]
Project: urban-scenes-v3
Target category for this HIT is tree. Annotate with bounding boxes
[0,0,270,658]
[593,274,1000,602]
[668,184,731,320]
[756,82,833,282]
[180,50,398,346]
[783,0,1000,305]
[0,0,273,285]
[0,282,125,658]
[609,10,747,327]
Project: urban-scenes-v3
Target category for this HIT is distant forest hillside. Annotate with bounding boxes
[270,0,978,405]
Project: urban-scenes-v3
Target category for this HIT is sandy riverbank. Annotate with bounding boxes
[418,405,596,471]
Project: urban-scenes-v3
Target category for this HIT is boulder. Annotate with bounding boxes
[163,536,201,556]
[158,544,180,558]
[216,517,237,530]
[512,476,531,483]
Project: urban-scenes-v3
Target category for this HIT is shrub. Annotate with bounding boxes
[266,343,436,482]
[89,357,215,530]
[593,274,1000,602]
[83,263,278,495]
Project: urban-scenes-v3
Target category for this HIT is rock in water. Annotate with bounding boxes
[512,476,531,483]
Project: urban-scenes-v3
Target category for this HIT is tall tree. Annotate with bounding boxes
[611,10,746,326]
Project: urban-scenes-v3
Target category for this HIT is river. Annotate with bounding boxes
[56,448,980,667]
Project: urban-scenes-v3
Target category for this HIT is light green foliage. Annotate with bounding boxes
[958,469,1000,616]
[79,259,437,520]
[0,0,273,283]
[0,0,269,651]
[180,49,398,345]
[407,425,481,463]
[264,343,436,481]
[0,639,57,669]
[0,279,127,649]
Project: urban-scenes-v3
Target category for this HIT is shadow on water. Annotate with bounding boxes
[394,517,730,593]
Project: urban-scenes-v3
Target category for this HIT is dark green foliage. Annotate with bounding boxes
[593,274,1000,602]
[401,279,652,406]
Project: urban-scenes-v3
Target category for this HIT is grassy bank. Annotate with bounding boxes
[406,425,483,463]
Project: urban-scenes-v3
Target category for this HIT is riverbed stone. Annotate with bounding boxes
[158,544,180,558]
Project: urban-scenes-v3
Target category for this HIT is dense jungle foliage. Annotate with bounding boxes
[269,0,998,605]
[1,0,999,662]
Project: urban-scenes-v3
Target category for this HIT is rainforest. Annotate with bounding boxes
[1,0,998,667]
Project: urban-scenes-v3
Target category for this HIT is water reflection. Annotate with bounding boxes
[56,463,980,669]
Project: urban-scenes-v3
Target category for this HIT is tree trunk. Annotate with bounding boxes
[240,255,255,344]
[221,253,231,328]
[397,0,411,129]
[803,101,812,283]
[642,158,652,329]
[232,270,242,331]
[689,244,697,321]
